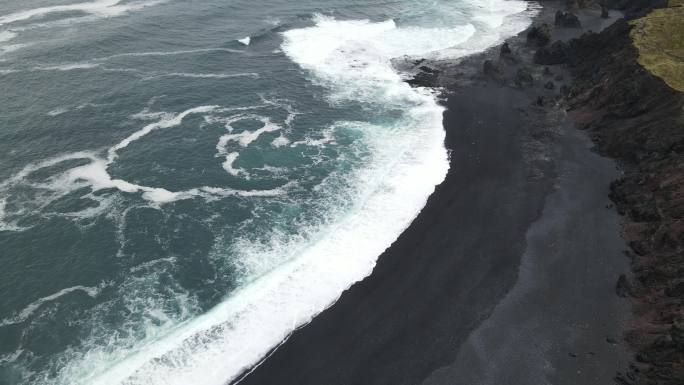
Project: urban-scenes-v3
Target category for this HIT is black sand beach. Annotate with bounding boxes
[234,3,634,384]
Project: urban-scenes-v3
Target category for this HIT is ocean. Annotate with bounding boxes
[0,1,535,384]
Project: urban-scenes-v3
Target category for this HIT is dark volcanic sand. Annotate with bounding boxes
[235,4,631,385]
[423,120,631,385]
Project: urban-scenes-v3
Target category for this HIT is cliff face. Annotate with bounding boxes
[562,2,684,384]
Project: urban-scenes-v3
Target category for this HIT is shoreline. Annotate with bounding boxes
[233,1,636,384]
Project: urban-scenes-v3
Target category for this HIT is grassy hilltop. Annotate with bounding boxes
[630,0,684,93]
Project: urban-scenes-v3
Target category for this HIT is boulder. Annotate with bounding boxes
[601,5,610,19]
[527,23,552,47]
[500,42,512,57]
[515,67,534,87]
[534,41,568,65]
[418,65,438,74]
[616,274,633,297]
[555,10,581,28]
[407,66,440,87]
[483,59,503,77]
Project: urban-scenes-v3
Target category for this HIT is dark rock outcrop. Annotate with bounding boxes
[483,59,503,79]
[527,23,552,47]
[554,10,581,28]
[500,42,512,57]
[407,66,440,87]
[616,274,633,297]
[601,5,610,18]
[514,67,534,87]
[534,41,568,65]
[563,14,684,385]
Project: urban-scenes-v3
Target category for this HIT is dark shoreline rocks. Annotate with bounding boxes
[559,2,684,384]
[534,40,568,65]
[526,23,552,46]
[554,10,581,28]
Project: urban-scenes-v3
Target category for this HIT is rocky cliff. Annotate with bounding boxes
[562,1,684,383]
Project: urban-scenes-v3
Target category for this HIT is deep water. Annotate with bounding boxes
[0,1,534,383]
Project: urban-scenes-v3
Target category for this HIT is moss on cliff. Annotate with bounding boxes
[630,0,684,93]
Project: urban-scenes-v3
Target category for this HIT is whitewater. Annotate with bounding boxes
[0,1,535,384]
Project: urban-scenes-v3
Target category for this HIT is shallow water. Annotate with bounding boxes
[0,1,535,383]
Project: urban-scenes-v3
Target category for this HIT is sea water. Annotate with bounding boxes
[0,1,535,383]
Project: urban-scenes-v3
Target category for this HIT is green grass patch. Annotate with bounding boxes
[630,1,684,93]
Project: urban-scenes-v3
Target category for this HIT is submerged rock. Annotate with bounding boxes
[407,65,441,87]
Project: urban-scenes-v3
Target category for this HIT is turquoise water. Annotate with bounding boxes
[0,1,534,383]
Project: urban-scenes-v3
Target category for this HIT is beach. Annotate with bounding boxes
[235,2,633,384]
[2,0,680,383]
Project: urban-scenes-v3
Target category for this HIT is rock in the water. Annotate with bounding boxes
[527,23,552,47]
[418,65,438,74]
[555,10,581,28]
[534,41,568,65]
[407,65,440,87]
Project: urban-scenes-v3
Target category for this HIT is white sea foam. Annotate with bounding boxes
[36,62,101,71]
[221,152,242,176]
[0,0,164,26]
[238,36,251,46]
[129,257,178,273]
[0,105,290,223]
[95,48,243,61]
[6,1,535,383]
[0,0,165,55]
[0,30,17,43]
[0,285,103,327]
[47,107,70,116]
[141,72,259,80]
[270,135,290,147]
[41,3,534,383]
[107,106,218,163]
[289,126,336,148]
[0,43,28,55]
[220,117,281,147]
[213,114,289,178]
